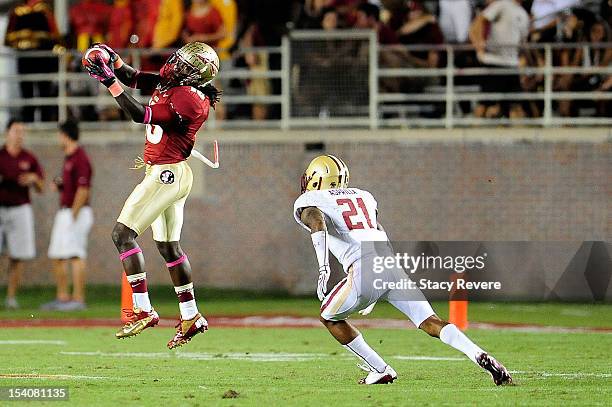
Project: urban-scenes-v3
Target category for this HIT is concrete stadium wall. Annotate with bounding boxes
[2,127,611,297]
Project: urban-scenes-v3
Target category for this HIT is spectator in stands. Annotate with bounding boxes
[571,20,612,116]
[469,0,529,118]
[518,47,545,118]
[211,0,238,58]
[391,1,444,95]
[68,0,113,122]
[69,0,112,51]
[43,121,93,312]
[208,0,238,121]
[132,0,183,49]
[555,8,594,117]
[182,0,226,48]
[107,0,133,50]
[0,119,44,309]
[396,1,444,69]
[355,2,407,93]
[297,0,335,28]
[234,0,297,119]
[131,0,183,86]
[242,24,271,120]
[438,0,473,43]
[354,3,399,44]
[4,0,61,122]
[332,0,362,27]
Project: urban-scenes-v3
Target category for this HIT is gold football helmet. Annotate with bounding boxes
[301,155,350,193]
[159,42,220,91]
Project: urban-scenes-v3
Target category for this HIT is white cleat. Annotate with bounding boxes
[358,364,398,385]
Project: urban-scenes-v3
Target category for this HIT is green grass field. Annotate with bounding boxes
[1,287,611,406]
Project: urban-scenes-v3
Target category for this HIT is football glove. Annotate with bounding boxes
[85,59,116,87]
[317,266,330,301]
[91,43,119,66]
[358,302,376,316]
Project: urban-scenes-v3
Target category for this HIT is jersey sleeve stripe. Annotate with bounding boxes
[143,106,152,124]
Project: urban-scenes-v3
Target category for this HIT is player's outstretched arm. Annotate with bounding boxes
[300,207,331,301]
[85,59,176,125]
[93,44,160,90]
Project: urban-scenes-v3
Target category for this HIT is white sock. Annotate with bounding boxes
[178,300,199,320]
[132,293,152,312]
[439,324,484,365]
[343,334,387,373]
[126,272,152,312]
[174,283,199,320]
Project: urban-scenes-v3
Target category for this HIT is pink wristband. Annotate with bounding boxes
[108,81,124,97]
[113,57,124,69]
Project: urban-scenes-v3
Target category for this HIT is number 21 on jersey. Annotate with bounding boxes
[336,198,375,230]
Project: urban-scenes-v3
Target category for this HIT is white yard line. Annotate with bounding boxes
[61,351,330,362]
[393,356,464,361]
[511,371,612,379]
[61,351,168,359]
[0,340,66,345]
[61,351,468,363]
[0,374,109,380]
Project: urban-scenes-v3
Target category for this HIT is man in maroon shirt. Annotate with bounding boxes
[43,121,93,311]
[0,119,44,309]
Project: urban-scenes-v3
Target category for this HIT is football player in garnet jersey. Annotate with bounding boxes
[85,42,221,348]
[294,155,512,385]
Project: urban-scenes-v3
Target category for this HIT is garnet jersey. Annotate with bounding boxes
[294,188,389,271]
[0,147,44,206]
[143,85,210,165]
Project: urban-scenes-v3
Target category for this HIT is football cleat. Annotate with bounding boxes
[476,352,513,385]
[358,364,397,385]
[115,307,159,339]
[167,313,208,349]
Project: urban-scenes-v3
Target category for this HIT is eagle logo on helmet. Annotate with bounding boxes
[301,155,350,194]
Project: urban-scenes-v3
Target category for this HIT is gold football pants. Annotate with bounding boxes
[117,161,193,242]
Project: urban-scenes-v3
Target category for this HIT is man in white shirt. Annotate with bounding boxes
[469,0,530,117]
[439,0,473,43]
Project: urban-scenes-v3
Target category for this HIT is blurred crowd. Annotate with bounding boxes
[3,0,611,122]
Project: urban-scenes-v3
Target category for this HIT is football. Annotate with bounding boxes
[81,47,110,69]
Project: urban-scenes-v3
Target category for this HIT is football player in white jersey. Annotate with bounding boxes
[294,155,512,386]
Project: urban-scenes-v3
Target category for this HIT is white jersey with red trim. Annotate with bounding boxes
[294,188,389,271]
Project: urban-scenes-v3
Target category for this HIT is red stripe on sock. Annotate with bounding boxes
[177,291,194,302]
[130,279,147,293]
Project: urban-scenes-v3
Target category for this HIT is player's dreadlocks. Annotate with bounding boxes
[197,83,222,109]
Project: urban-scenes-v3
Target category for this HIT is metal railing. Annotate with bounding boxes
[0,30,610,130]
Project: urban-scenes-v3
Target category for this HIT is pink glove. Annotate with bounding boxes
[85,59,116,87]
[91,43,121,68]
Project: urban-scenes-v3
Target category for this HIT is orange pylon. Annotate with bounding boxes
[121,273,133,322]
[449,300,468,331]
[449,272,468,330]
